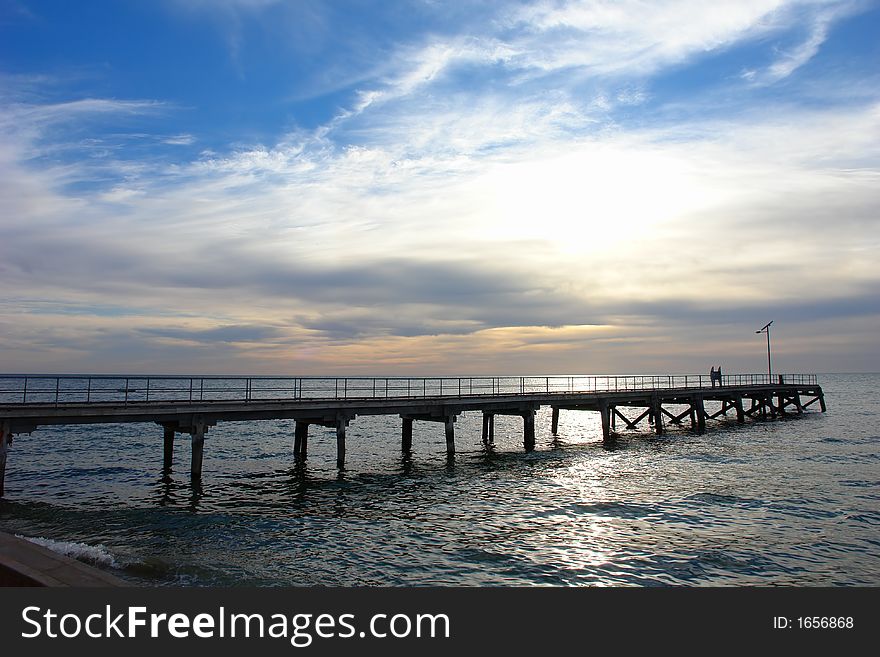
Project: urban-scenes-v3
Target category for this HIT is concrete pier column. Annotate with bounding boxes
[694,396,706,434]
[191,420,206,480]
[163,426,175,471]
[480,413,495,444]
[551,407,560,435]
[734,397,745,423]
[523,410,536,451]
[0,421,11,498]
[819,393,827,413]
[599,401,612,443]
[795,393,803,414]
[294,421,310,460]
[610,406,617,431]
[651,398,664,435]
[689,404,697,430]
[444,416,455,456]
[336,418,347,469]
[402,418,413,452]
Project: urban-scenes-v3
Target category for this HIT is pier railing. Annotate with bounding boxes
[0,374,819,406]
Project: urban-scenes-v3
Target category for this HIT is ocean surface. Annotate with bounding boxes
[1,373,878,586]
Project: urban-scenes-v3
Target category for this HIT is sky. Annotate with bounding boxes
[1,0,878,375]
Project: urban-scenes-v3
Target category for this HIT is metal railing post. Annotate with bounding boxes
[22,377,28,403]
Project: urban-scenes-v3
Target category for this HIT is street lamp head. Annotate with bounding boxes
[757,320,773,333]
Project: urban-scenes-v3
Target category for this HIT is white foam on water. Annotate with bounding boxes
[16,534,121,569]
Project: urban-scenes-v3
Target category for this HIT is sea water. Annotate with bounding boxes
[1,373,877,586]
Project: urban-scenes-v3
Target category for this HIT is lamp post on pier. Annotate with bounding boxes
[756,321,773,382]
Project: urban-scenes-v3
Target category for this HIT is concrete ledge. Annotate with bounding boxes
[0,532,129,586]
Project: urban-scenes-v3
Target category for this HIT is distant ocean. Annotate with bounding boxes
[1,373,878,586]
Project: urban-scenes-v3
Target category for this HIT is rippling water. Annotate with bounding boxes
[2,373,878,586]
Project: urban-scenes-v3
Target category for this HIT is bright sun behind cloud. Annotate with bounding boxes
[480,144,726,255]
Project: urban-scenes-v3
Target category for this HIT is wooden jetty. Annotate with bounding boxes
[0,374,825,494]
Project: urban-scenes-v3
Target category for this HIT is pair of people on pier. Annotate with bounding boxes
[710,366,723,387]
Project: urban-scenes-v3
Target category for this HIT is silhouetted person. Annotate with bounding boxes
[717,365,723,387]
[710,366,717,387]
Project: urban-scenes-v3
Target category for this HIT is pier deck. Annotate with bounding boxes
[0,374,824,494]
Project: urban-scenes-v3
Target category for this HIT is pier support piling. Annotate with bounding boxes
[163,426,175,471]
[694,396,706,434]
[599,401,612,444]
[0,421,11,498]
[652,397,664,435]
[336,418,347,469]
[481,412,495,444]
[523,410,536,451]
[190,420,206,480]
[551,407,559,435]
[294,421,310,460]
[445,416,455,456]
[402,418,413,452]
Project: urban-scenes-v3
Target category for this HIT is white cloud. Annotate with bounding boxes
[1,0,878,372]
[162,134,195,146]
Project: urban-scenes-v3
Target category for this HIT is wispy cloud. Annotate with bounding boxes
[162,133,195,146]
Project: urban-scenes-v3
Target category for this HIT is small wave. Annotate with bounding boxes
[845,512,880,526]
[820,436,880,445]
[573,501,653,517]
[685,492,756,506]
[839,479,877,488]
[16,535,121,569]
